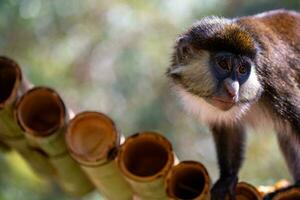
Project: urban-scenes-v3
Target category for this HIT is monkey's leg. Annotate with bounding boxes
[263,132,300,200]
[210,124,246,200]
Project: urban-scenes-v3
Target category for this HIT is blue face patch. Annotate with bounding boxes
[235,60,251,84]
[211,52,251,86]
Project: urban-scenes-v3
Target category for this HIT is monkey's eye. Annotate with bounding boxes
[217,58,231,72]
[239,65,247,74]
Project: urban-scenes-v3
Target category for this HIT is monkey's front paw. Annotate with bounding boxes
[263,182,300,200]
[211,176,238,200]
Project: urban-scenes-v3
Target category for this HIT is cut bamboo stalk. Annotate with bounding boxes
[233,182,262,200]
[165,161,211,200]
[274,180,290,190]
[66,111,133,200]
[257,180,290,197]
[0,56,22,107]
[4,137,56,176]
[257,185,275,197]
[272,187,300,200]
[0,140,11,152]
[0,56,54,177]
[16,87,94,196]
[118,131,174,200]
[0,56,26,139]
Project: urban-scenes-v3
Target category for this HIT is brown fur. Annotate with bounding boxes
[236,10,300,130]
[167,10,300,200]
[168,9,300,130]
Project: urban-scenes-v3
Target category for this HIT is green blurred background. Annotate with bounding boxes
[0,0,299,199]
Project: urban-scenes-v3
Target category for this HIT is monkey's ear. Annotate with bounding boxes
[176,36,195,63]
[166,66,184,80]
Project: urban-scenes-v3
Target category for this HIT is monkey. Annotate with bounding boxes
[166,9,300,200]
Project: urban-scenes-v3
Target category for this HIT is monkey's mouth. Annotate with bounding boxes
[210,97,235,111]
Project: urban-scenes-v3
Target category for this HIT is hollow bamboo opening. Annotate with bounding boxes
[66,112,118,165]
[235,182,262,200]
[166,161,210,199]
[273,188,300,200]
[0,57,21,108]
[118,132,174,181]
[17,87,65,137]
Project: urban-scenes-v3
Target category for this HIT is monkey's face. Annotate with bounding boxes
[206,52,260,111]
[167,36,262,113]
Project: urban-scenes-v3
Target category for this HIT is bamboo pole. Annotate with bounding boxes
[0,56,27,139]
[233,182,262,200]
[118,131,174,200]
[0,56,54,177]
[272,187,300,200]
[165,161,211,200]
[66,111,133,200]
[16,87,94,196]
[257,180,290,197]
[257,185,275,197]
[274,180,290,190]
[258,180,296,200]
[0,140,11,152]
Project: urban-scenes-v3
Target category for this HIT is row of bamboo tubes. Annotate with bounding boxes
[0,56,299,200]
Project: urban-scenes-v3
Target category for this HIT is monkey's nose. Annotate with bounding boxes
[224,80,239,99]
[225,85,236,98]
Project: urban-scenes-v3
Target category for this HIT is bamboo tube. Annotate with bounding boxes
[118,131,174,200]
[66,111,133,200]
[16,87,94,196]
[165,161,210,200]
[0,140,11,152]
[274,180,290,190]
[0,56,25,139]
[257,180,290,197]
[272,188,300,200]
[0,56,54,177]
[233,182,262,200]
[257,185,275,197]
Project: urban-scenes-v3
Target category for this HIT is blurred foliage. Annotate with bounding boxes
[0,0,299,199]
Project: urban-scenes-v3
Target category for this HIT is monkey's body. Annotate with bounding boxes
[167,10,300,200]
[239,11,300,130]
